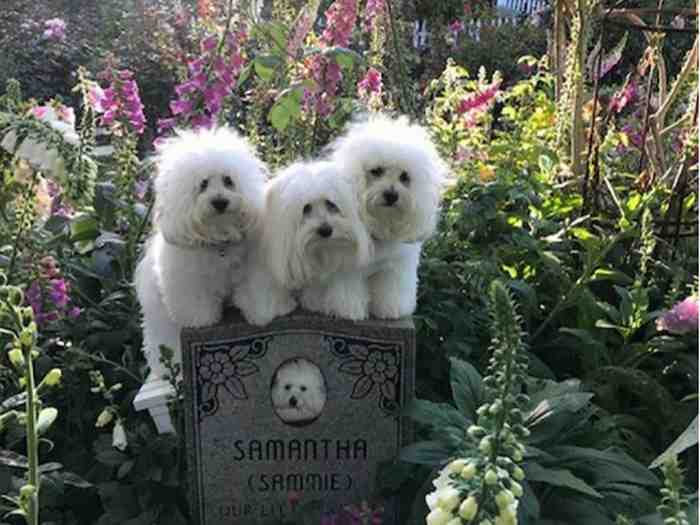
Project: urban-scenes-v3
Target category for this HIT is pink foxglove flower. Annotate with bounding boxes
[656,297,699,335]
[43,18,66,41]
[364,0,385,31]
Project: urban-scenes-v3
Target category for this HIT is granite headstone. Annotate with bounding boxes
[182,311,415,525]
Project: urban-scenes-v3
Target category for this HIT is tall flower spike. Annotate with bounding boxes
[658,456,690,525]
[425,281,529,524]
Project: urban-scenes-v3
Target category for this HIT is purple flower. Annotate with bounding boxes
[95,67,146,135]
[170,98,194,116]
[26,281,43,317]
[201,34,219,52]
[657,297,699,335]
[157,117,177,133]
[190,114,215,130]
[43,18,66,41]
[49,279,69,308]
[68,306,81,318]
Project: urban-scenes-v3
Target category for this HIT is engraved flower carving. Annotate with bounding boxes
[338,344,399,402]
[199,344,259,405]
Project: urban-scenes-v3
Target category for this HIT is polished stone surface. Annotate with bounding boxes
[182,310,415,525]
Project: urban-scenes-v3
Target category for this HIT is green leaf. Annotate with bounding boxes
[322,46,363,69]
[524,462,602,498]
[399,440,450,466]
[96,449,129,467]
[449,357,482,421]
[403,399,470,429]
[254,55,281,82]
[36,408,58,435]
[268,88,303,132]
[590,268,633,284]
[70,214,99,242]
[650,415,698,468]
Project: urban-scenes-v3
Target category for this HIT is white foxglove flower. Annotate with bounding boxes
[112,419,128,451]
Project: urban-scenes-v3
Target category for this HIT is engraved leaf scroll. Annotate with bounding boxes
[196,337,271,420]
[326,337,401,415]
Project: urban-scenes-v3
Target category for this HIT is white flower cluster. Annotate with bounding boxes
[1,105,79,176]
[425,458,522,525]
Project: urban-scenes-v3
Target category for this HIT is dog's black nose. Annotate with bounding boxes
[211,198,229,213]
[289,396,298,408]
[383,190,399,206]
[318,224,333,238]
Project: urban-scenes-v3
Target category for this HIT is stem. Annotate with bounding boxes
[530,232,629,342]
[66,348,143,384]
[385,0,413,116]
[24,344,39,525]
[6,178,37,283]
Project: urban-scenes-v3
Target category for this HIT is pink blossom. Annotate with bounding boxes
[364,0,385,31]
[448,19,465,34]
[288,3,317,56]
[656,297,699,335]
[43,18,66,41]
[94,67,146,135]
[321,0,358,47]
[170,98,194,116]
[358,67,382,102]
[200,34,218,52]
[609,79,638,114]
[457,80,501,115]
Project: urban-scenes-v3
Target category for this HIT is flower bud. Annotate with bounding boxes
[479,437,492,454]
[446,519,462,525]
[112,419,128,451]
[468,425,486,438]
[510,481,523,498]
[8,348,25,369]
[489,400,503,415]
[458,496,478,521]
[448,458,469,474]
[427,507,453,525]
[495,490,514,509]
[95,408,114,428]
[484,469,498,485]
[19,327,34,348]
[461,463,478,480]
[512,449,523,462]
[20,484,36,499]
[437,487,461,512]
[512,466,525,481]
[43,368,62,387]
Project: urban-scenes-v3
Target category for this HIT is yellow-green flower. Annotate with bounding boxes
[459,496,478,521]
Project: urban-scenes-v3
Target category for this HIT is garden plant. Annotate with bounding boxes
[0,0,697,524]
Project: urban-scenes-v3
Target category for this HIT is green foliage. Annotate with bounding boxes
[0,1,697,524]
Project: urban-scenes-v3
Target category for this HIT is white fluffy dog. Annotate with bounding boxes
[271,358,326,424]
[329,114,448,319]
[134,127,266,381]
[234,161,371,325]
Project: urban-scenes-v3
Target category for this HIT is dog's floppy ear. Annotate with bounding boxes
[262,165,315,289]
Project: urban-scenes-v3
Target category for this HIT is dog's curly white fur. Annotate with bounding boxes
[329,114,448,319]
[134,127,266,380]
[271,358,326,424]
[235,161,371,325]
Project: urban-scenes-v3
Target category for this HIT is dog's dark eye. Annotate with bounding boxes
[199,179,209,192]
[325,200,339,214]
[222,175,234,188]
[300,386,307,392]
[369,167,384,177]
[285,384,291,391]
[399,171,410,184]
[303,203,312,216]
